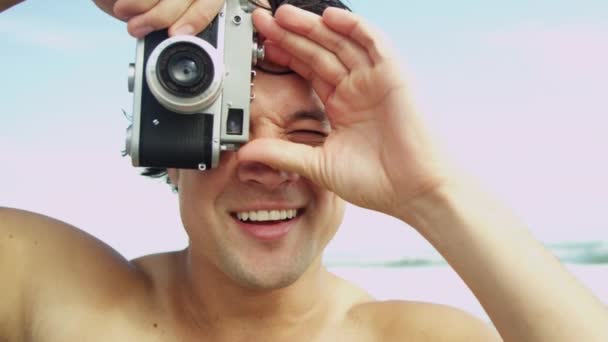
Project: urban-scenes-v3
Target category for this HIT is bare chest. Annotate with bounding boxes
[33,311,380,342]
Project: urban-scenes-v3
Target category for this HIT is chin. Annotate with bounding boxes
[217,245,316,291]
[238,270,302,291]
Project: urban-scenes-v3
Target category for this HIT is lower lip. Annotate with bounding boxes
[233,215,299,241]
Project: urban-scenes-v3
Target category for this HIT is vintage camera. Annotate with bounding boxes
[125,0,264,170]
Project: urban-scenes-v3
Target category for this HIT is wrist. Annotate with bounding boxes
[396,173,476,240]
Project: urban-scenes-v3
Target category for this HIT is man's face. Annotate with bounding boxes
[169,71,345,289]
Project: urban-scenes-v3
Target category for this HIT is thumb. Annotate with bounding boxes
[237,138,326,185]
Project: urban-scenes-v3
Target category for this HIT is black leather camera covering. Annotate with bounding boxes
[138,18,220,169]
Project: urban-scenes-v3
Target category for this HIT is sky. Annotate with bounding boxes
[1,0,607,261]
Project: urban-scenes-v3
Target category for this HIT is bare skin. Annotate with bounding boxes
[2,0,607,341]
[0,7,496,338]
[1,207,496,342]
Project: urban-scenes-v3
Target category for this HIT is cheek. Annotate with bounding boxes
[177,171,231,256]
[178,151,237,197]
[308,184,345,238]
[177,159,236,225]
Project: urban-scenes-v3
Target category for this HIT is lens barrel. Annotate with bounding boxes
[145,35,224,114]
[157,42,214,97]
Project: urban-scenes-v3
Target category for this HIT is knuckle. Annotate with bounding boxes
[332,36,349,54]
[134,12,171,29]
[302,68,315,81]
[152,12,175,28]
[190,5,214,29]
[332,68,348,86]
[112,2,127,17]
[291,60,313,80]
[307,23,323,41]
[357,29,374,47]
[114,0,152,18]
[275,28,290,45]
[310,51,326,65]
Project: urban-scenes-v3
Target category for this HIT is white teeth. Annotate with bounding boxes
[257,211,269,221]
[236,209,298,222]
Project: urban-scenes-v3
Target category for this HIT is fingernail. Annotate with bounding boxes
[133,26,154,38]
[173,24,194,36]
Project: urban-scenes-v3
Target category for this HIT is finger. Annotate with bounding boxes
[237,138,327,188]
[113,0,160,20]
[264,41,312,79]
[127,0,194,38]
[274,5,371,70]
[265,41,334,104]
[169,0,226,36]
[253,9,349,87]
[310,77,335,105]
[322,7,390,64]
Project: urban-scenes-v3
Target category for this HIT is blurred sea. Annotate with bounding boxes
[326,241,608,321]
[328,264,608,321]
[324,240,608,268]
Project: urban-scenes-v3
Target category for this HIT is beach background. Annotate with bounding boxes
[2,0,607,323]
[328,264,608,321]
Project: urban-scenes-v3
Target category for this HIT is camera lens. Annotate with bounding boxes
[168,56,200,86]
[157,42,214,97]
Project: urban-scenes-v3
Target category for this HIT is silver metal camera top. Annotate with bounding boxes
[238,0,256,13]
[145,35,225,114]
[219,0,263,148]
[127,38,146,165]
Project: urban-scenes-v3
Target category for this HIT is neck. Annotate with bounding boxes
[172,248,334,338]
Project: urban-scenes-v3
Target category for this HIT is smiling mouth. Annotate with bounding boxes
[231,209,303,225]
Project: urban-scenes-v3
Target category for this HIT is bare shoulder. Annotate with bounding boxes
[327,272,501,341]
[348,299,502,341]
[0,207,145,280]
[0,207,150,339]
[0,207,149,297]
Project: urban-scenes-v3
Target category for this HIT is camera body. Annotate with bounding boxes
[125,0,264,170]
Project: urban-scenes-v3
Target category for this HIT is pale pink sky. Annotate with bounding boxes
[2,1,607,261]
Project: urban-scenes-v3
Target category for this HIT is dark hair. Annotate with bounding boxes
[134,0,352,185]
[252,0,351,15]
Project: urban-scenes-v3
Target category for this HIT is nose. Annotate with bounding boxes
[237,161,300,191]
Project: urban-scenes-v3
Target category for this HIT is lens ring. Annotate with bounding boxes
[156,42,215,97]
[145,35,224,114]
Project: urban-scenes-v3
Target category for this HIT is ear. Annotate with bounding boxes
[167,168,179,188]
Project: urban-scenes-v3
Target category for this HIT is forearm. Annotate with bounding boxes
[0,0,22,12]
[402,176,608,341]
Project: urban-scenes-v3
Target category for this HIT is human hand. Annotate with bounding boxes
[111,0,226,38]
[239,5,455,220]
[0,0,23,12]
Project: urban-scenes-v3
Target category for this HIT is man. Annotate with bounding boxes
[1,0,607,341]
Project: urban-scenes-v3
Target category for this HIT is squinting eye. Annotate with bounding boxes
[288,130,328,145]
[291,130,327,137]
[256,60,293,75]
